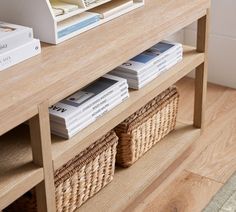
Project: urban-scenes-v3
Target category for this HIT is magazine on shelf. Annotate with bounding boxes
[117,41,182,74]
[49,74,127,123]
[57,12,100,38]
[116,55,183,89]
[0,21,33,54]
[111,51,183,79]
[0,39,41,71]
[51,89,129,135]
[91,0,133,19]
[128,57,183,89]
[51,90,129,138]
[50,83,128,126]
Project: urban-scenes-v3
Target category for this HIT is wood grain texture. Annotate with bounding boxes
[177,79,236,183]
[187,111,236,184]
[0,0,210,135]
[127,78,236,211]
[79,122,200,212]
[137,171,222,212]
[29,102,56,212]
[194,10,210,128]
[176,78,227,125]
[0,127,43,210]
[51,46,205,170]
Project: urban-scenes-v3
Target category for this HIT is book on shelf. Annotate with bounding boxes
[0,39,41,72]
[57,12,100,38]
[51,82,128,127]
[50,0,79,16]
[111,51,183,79]
[90,0,134,19]
[117,41,182,74]
[126,56,183,89]
[0,21,33,54]
[51,89,129,138]
[50,74,127,123]
[50,74,129,138]
[109,40,183,89]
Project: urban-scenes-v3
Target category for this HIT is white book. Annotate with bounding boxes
[50,81,128,126]
[49,74,127,124]
[51,89,129,135]
[117,41,182,74]
[50,83,128,128]
[52,90,129,138]
[111,51,183,80]
[0,39,41,72]
[159,56,183,73]
[0,21,33,54]
[50,76,127,125]
[129,57,183,89]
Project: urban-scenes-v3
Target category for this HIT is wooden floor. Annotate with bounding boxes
[125,77,236,212]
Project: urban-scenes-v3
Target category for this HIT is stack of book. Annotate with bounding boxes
[110,40,183,89]
[0,22,41,72]
[49,74,129,139]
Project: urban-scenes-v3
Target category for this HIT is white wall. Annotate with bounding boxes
[184,0,236,89]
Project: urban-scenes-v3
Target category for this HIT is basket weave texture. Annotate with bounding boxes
[6,130,118,212]
[115,86,179,167]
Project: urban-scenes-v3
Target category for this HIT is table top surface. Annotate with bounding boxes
[0,0,210,134]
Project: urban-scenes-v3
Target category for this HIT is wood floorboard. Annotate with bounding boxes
[133,170,222,212]
[129,77,236,211]
[187,116,236,184]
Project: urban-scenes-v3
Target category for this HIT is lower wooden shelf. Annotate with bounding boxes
[0,127,44,210]
[79,122,200,212]
[51,45,204,170]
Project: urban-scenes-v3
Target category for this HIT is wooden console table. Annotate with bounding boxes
[0,0,210,211]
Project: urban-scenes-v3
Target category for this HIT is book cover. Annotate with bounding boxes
[0,21,33,54]
[51,87,129,134]
[121,56,183,89]
[132,57,183,89]
[111,50,183,80]
[0,39,41,71]
[51,90,129,138]
[49,74,127,122]
[118,41,182,73]
[50,83,128,127]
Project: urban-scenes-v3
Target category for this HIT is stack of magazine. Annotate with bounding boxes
[49,74,129,139]
[0,21,41,72]
[110,40,183,89]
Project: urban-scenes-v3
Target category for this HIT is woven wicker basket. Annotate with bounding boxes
[6,131,118,212]
[115,86,179,167]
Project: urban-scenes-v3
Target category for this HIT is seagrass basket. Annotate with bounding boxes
[115,86,179,167]
[6,130,118,212]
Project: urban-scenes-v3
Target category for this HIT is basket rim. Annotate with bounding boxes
[116,86,179,133]
[54,131,118,186]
